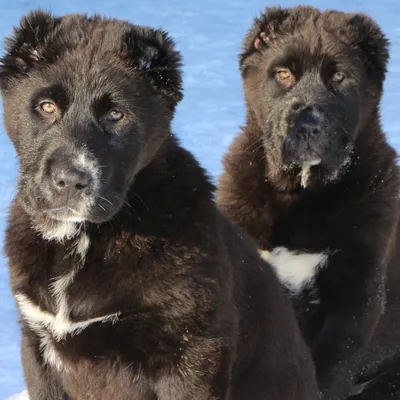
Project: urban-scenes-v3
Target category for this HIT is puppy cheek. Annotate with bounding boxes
[19,181,36,213]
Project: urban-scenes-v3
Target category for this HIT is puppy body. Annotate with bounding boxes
[217,7,400,400]
[1,12,318,400]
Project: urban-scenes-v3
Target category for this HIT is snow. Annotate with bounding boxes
[6,391,28,400]
[0,0,399,398]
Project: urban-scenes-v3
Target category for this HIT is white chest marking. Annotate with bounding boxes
[260,246,328,295]
[37,220,80,242]
[16,293,120,341]
[69,232,91,261]
[16,233,120,368]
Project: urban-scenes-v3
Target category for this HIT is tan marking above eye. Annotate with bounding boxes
[39,101,58,114]
[107,110,124,122]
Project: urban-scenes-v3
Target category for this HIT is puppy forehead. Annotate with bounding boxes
[27,63,140,105]
[270,32,359,67]
[49,16,130,54]
[24,21,138,86]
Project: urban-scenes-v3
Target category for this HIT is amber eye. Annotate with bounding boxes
[277,70,291,80]
[107,110,124,122]
[39,101,58,114]
[332,71,345,83]
[275,69,295,89]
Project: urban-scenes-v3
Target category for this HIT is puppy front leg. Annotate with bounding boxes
[312,296,382,400]
[21,329,66,400]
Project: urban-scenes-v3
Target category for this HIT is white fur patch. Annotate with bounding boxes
[16,293,120,342]
[70,232,90,262]
[299,160,321,188]
[260,246,328,295]
[34,219,80,242]
[40,331,66,371]
[16,231,117,369]
[76,151,100,193]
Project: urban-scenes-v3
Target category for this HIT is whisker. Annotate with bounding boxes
[97,204,107,213]
[99,196,113,206]
[131,192,150,212]
[111,194,142,222]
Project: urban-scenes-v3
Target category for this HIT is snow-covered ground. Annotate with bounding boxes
[0,0,399,398]
[5,391,27,400]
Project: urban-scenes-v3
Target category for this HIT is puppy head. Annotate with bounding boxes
[240,6,389,187]
[0,11,183,237]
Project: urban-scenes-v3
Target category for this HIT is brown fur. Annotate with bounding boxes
[1,11,318,400]
[217,6,400,400]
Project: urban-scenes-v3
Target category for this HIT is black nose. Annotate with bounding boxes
[293,112,321,137]
[51,168,90,197]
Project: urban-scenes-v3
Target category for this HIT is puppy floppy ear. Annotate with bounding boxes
[123,27,183,108]
[0,10,60,89]
[240,7,309,74]
[246,7,290,53]
[348,14,389,83]
[243,6,320,55]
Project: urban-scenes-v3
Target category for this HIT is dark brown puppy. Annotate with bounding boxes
[0,10,318,400]
[217,6,400,400]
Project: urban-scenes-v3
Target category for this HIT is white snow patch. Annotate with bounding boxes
[7,391,29,400]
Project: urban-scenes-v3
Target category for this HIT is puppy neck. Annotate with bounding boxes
[31,215,82,243]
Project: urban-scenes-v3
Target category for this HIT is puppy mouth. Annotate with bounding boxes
[44,194,124,224]
[286,145,322,168]
[46,206,87,222]
[297,148,322,165]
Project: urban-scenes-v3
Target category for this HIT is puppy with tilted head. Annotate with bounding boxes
[217,6,400,400]
[0,10,319,400]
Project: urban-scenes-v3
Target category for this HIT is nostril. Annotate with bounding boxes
[51,168,91,193]
[75,182,87,191]
[312,127,320,134]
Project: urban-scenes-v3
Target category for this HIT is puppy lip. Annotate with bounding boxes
[48,206,80,214]
[287,149,322,167]
[46,206,85,222]
[299,146,322,162]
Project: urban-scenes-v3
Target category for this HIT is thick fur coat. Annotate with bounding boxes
[217,6,400,400]
[0,11,318,400]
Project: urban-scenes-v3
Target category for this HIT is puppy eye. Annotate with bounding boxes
[107,110,124,122]
[275,69,295,89]
[39,101,58,115]
[331,71,345,83]
[277,70,291,80]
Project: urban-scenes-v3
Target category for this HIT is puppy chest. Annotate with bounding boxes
[60,366,155,400]
[16,269,121,370]
[259,247,329,296]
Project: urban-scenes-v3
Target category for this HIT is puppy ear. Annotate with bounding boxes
[123,27,183,107]
[348,14,389,82]
[240,7,301,75]
[250,8,291,51]
[0,10,60,88]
